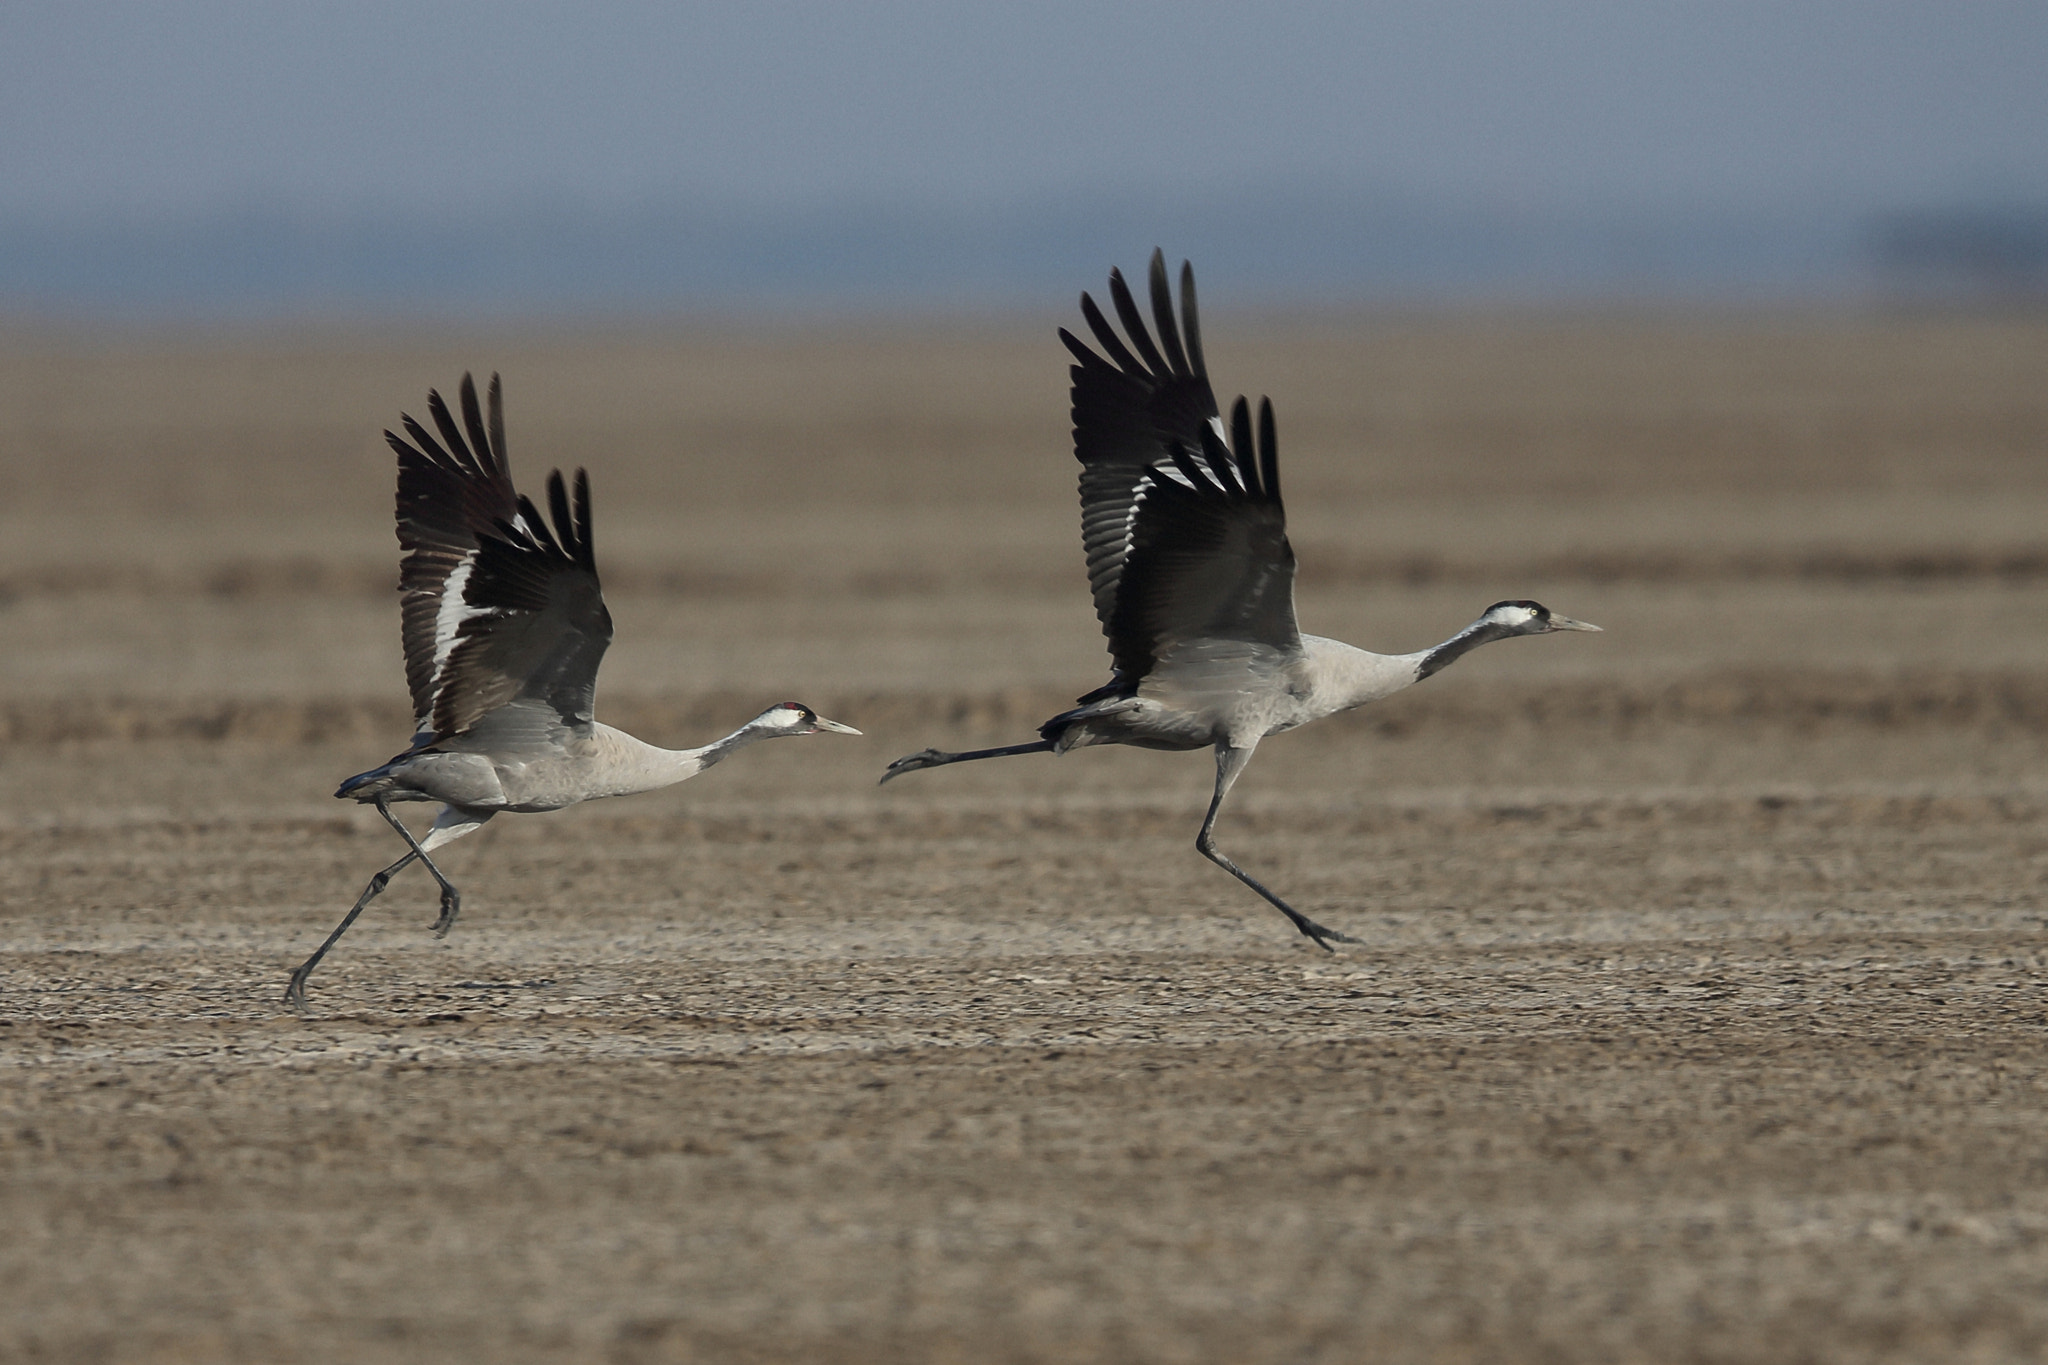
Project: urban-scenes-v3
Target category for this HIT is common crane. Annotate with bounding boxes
[285,374,859,1009]
[881,253,1599,950]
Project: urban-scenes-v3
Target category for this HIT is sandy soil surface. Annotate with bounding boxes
[4,311,2048,1362]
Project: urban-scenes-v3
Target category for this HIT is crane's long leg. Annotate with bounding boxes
[283,799,493,1013]
[409,805,496,937]
[1195,743,1358,952]
[284,839,419,1012]
[879,740,1054,784]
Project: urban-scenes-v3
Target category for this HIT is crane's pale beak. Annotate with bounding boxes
[812,716,863,735]
[1546,614,1602,632]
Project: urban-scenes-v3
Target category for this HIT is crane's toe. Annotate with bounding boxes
[878,749,950,785]
[1297,916,1360,951]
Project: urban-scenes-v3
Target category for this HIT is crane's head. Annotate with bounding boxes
[1478,600,1602,636]
[1417,600,1601,680]
[749,702,863,738]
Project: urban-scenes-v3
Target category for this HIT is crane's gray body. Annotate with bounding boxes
[341,710,721,813]
[1048,634,1433,757]
[1048,635,1431,754]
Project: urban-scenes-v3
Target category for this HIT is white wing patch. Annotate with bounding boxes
[423,552,500,719]
[432,554,478,677]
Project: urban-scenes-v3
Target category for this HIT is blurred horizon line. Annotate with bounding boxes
[5,184,2046,323]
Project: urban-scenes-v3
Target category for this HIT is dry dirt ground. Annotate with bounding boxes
[4,310,2048,1362]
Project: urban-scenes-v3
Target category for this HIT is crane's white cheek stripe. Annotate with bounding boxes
[432,554,480,677]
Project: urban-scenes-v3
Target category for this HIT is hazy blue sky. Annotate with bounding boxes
[5,2,2045,310]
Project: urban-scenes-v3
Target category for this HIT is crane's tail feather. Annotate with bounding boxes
[879,740,1055,785]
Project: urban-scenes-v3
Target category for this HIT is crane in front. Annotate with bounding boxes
[881,253,1598,950]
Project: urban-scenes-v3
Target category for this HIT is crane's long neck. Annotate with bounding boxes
[1299,613,1524,718]
[1297,636,1431,716]
[1414,615,1523,681]
[589,719,779,799]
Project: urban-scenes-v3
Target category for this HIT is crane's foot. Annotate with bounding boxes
[1288,912,1360,953]
[283,964,313,1014]
[431,889,462,939]
[879,749,951,785]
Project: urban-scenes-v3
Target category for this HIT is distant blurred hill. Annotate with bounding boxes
[4,188,2044,319]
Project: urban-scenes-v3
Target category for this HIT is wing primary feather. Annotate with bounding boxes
[427,388,480,478]
[1058,326,1105,370]
[1229,398,1256,497]
[1178,261,1207,383]
[1078,294,1145,375]
[1148,249,1190,377]
[546,471,575,562]
[1258,398,1280,503]
[459,373,493,473]
[487,373,506,469]
[400,413,454,468]
[1234,402,1263,498]
[572,469,596,570]
[1108,267,1171,376]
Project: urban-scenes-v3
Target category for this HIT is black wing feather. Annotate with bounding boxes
[391,374,520,725]
[384,373,613,740]
[1063,253,1299,687]
[1074,292,1147,376]
[1177,261,1209,385]
[432,467,611,738]
[1108,266,1172,377]
[1148,252,1192,377]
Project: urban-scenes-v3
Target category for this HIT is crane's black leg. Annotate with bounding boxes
[284,801,494,1011]
[372,798,466,938]
[1195,744,1358,952]
[879,740,1054,785]
[284,843,420,1012]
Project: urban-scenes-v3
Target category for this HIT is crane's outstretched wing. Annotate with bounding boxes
[1060,252,1298,687]
[387,374,614,742]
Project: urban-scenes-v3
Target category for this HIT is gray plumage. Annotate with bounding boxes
[285,374,858,1010]
[882,252,1600,950]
